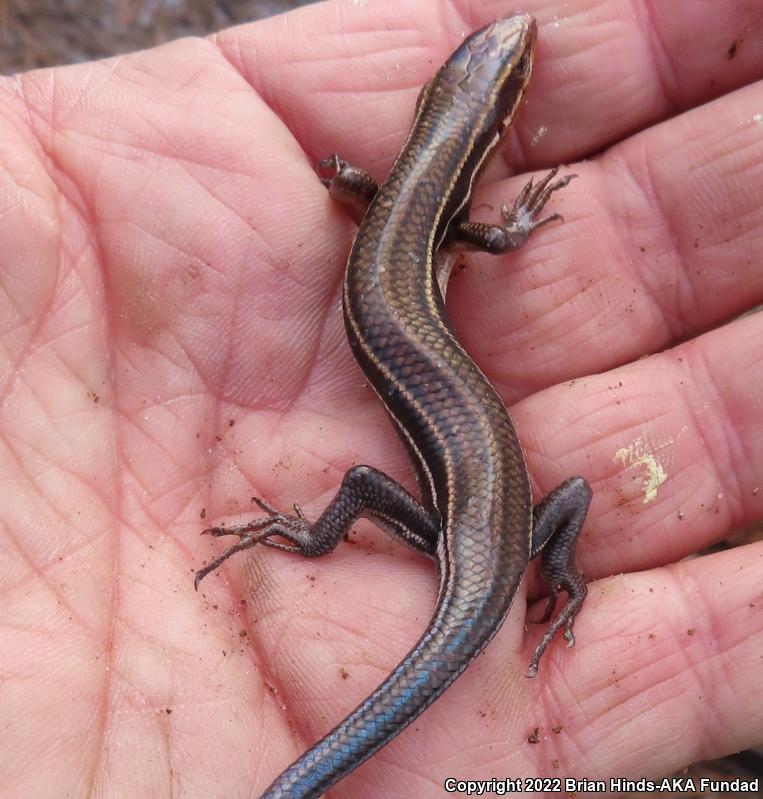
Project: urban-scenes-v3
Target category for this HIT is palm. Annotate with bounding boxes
[1,2,761,797]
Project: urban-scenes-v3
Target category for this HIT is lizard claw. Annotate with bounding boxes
[194,499,312,590]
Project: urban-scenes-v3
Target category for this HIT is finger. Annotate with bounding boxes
[215,0,763,171]
[521,542,763,779]
[214,1,763,399]
[520,311,763,578]
[450,77,763,397]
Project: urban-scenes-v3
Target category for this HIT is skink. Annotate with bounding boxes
[196,13,592,798]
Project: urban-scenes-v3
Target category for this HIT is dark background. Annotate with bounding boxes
[0,0,315,74]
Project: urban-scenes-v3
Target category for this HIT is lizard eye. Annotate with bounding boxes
[515,52,531,79]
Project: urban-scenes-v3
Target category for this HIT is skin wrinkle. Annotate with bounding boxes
[51,128,136,163]
[558,672,666,760]
[192,411,347,535]
[12,106,119,533]
[490,309,611,391]
[581,557,760,765]
[136,40,232,99]
[0,431,106,534]
[155,43,234,96]
[164,336,228,405]
[195,590,279,742]
[0,617,59,639]
[82,556,120,766]
[45,284,96,344]
[15,72,59,148]
[259,45,434,79]
[0,246,60,406]
[62,63,120,126]
[110,220,215,289]
[22,93,104,235]
[10,525,111,601]
[88,160,134,797]
[151,160,275,252]
[0,316,48,404]
[232,591,334,763]
[484,327,590,396]
[114,613,201,666]
[707,107,761,172]
[2,388,109,475]
[119,148,332,412]
[114,332,179,385]
[78,120,279,193]
[515,240,591,302]
[310,100,409,179]
[503,228,590,294]
[42,342,105,408]
[592,153,665,329]
[265,214,341,291]
[667,469,717,518]
[119,449,194,528]
[312,606,402,653]
[302,86,420,102]
[623,139,698,338]
[0,79,39,141]
[292,336,357,408]
[652,601,719,763]
[4,462,97,534]
[155,707,175,798]
[607,687,698,766]
[565,391,664,442]
[0,440,99,634]
[474,239,640,397]
[528,663,590,768]
[287,266,346,418]
[206,234,246,395]
[106,159,282,273]
[603,417,676,465]
[208,30,247,80]
[639,0,684,112]
[439,0,473,51]
[691,355,749,520]
[732,123,763,171]
[1,527,86,630]
[675,345,745,522]
[671,569,732,757]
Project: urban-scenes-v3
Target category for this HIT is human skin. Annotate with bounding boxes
[0,0,762,796]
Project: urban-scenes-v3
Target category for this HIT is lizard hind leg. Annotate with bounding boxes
[527,476,592,677]
[194,465,441,590]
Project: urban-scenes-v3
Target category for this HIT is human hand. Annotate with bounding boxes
[1,1,761,796]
